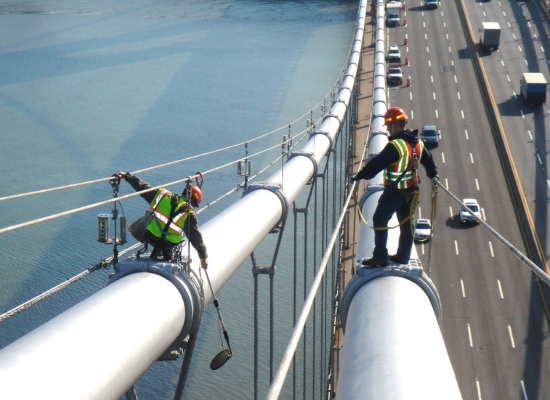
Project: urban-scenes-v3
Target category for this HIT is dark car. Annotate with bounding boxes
[420,125,440,147]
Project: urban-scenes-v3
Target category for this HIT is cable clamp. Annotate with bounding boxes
[244,182,289,233]
[288,151,318,184]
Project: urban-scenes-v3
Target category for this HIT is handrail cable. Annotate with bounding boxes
[0,242,143,322]
[266,182,356,400]
[0,67,345,204]
[435,180,550,287]
[0,127,313,236]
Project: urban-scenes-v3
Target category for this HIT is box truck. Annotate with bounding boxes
[479,22,501,52]
[520,73,547,107]
[386,3,401,26]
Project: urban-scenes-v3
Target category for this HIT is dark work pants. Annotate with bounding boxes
[372,187,414,262]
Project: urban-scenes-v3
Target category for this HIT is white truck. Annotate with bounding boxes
[520,73,547,107]
[479,22,501,52]
[386,2,401,26]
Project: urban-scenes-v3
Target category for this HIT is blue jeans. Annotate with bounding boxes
[372,187,414,262]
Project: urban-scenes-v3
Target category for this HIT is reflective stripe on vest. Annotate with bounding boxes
[383,139,424,189]
[147,189,190,244]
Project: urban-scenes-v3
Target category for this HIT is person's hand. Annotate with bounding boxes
[118,172,128,179]
[351,174,359,182]
[431,175,439,187]
[200,259,208,270]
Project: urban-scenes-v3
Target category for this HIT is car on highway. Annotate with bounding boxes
[387,66,403,85]
[414,218,432,241]
[388,45,401,59]
[420,125,440,147]
[425,0,439,8]
[459,199,481,223]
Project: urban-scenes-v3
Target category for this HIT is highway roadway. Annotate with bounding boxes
[385,0,550,398]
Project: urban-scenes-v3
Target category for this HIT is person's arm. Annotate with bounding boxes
[353,143,400,181]
[119,172,157,204]
[419,148,438,178]
[184,211,208,268]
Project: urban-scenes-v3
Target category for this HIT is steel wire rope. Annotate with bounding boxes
[0,242,143,322]
[435,180,550,287]
[0,128,311,236]
[0,61,345,204]
[266,183,356,400]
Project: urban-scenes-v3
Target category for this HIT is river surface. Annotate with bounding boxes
[0,1,357,398]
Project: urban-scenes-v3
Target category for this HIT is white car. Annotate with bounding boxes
[414,218,432,241]
[387,66,403,85]
[388,45,401,59]
[460,199,481,223]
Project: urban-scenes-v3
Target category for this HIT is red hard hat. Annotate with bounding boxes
[384,107,408,126]
[191,185,203,205]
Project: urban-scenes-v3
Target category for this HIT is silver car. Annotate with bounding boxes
[414,218,432,241]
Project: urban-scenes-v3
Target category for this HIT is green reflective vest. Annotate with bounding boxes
[146,188,190,244]
[383,138,424,189]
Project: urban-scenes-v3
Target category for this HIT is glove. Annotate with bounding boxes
[118,171,128,180]
[200,258,208,270]
[351,174,359,182]
[431,175,439,187]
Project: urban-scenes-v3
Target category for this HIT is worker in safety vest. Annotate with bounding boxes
[119,172,208,269]
[352,107,438,266]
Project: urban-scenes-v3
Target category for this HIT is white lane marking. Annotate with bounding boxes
[481,207,486,221]
[410,92,413,100]
[442,152,446,163]
[425,33,428,40]
[461,110,465,119]
[521,380,529,400]
[461,279,466,297]
[436,109,439,118]
[534,33,538,39]
[525,59,528,66]
[513,33,517,39]
[483,11,486,17]
[537,154,543,164]
[411,110,414,119]
[422,11,425,16]
[450,206,453,219]
[468,323,473,347]
[454,75,457,83]
[476,379,482,400]
[508,21,511,27]
[528,21,531,28]
[527,130,533,140]
[423,21,426,27]
[422,243,425,254]
[521,110,525,119]
[542,46,545,53]
[470,153,474,163]
[445,178,449,190]
[419,206,422,219]
[519,45,522,52]
[476,178,480,191]
[441,11,444,16]
[427,46,430,53]
[489,241,494,257]
[465,129,469,139]
[507,75,511,81]
[458,92,461,99]
[449,46,452,53]
[547,180,550,189]
[513,91,517,99]
[407,46,409,52]
[451,60,454,66]
[503,10,506,16]
[508,325,516,348]
[444,21,446,28]
[455,240,459,255]
[431,75,434,83]
[446,33,449,39]
[497,279,503,298]
[433,92,436,100]
[429,60,432,67]
[501,60,505,66]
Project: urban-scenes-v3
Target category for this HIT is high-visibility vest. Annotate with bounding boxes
[383,139,424,189]
[146,188,190,244]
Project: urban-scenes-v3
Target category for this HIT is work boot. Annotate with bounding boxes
[389,255,409,265]
[361,257,389,267]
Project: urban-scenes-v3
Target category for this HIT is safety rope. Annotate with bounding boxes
[0,242,143,322]
[0,128,312,237]
[435,179,550,287]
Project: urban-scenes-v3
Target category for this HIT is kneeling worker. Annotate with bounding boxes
[352,107,438,267]
[119,172,208,269]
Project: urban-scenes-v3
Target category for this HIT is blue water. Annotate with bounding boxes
[0,1,357,398]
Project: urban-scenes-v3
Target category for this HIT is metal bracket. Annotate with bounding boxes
[252,266,276,276]
[288,151,318,185]
[108,256,203,361]
[244,182,289,234]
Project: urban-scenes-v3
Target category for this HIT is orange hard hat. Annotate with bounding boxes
[190,185,203,205]
[384,107,408,126]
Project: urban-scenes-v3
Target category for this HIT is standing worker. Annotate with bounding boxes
[119,172,208,269]
[352,107,438,266]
